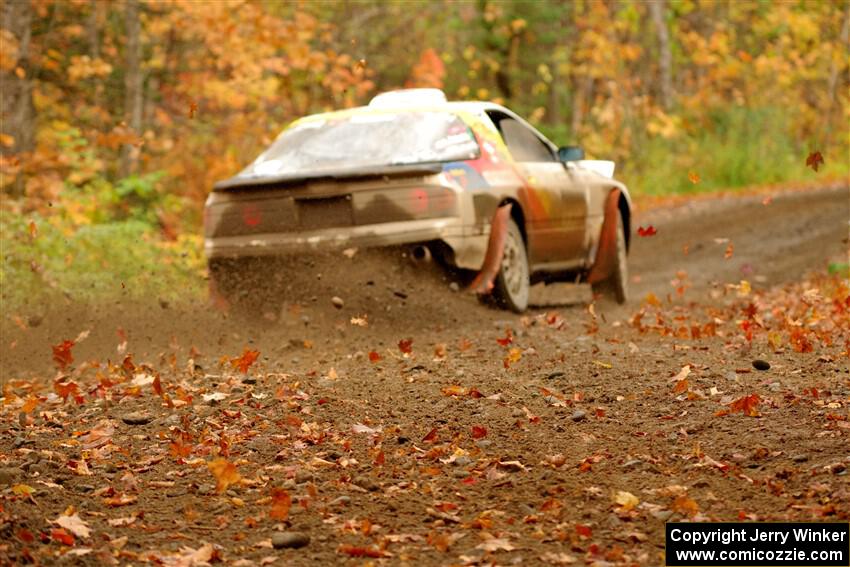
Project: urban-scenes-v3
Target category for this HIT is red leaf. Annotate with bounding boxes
[51,528,74,546]
[269,488,291,520]
[422,427,438,443]
[230,348,259,373]
[368,350,381,363]
[52,340,75,370]
[338,544,388,558]
[398,338,413,354]
[471,425,487,439]
[373,450,385,466]
[576,524,593,538]
[806,150,824,172]
[496,328,514,346]
[637,226,657,237]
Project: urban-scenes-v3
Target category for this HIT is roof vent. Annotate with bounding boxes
[368,88,447,108]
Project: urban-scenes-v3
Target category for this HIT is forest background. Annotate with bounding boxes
[1,0,848,309]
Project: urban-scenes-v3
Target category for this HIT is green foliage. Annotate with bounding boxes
[0,211,205,309]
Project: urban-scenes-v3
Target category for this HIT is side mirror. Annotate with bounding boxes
[558,145,585,162]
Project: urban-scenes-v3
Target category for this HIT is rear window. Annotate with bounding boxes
[242,112,480,177]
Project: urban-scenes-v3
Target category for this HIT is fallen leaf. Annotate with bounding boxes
[476,537,516,552]
[729,394,761,417]
[725,242,734,259]
[207,458,241,493]
[637,225,657,237]
[613,491,639,511]
[269,488,291,520]
[368,350,381,363]
[671,495,700,517]
[471,425,487,439]
[337,544,389,558]
[54,513,91,539]
[688,171,700,184]
[398,338,413,354]
[51,528,74,546]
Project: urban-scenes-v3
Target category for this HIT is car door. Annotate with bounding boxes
[486,111,588,266]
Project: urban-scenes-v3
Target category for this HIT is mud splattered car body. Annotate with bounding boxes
[205,89,632,310]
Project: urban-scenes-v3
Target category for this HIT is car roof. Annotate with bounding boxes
[294,100,557,152]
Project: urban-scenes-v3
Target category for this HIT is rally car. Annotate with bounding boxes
[204,88,632,312]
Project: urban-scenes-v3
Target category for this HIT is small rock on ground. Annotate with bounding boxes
[272,531,310,549]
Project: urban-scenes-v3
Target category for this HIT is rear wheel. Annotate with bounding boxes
[491,218,530,312]
[591,214,628,304]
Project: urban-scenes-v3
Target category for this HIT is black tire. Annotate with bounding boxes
[591,214,628,304]
[491,218,530,312]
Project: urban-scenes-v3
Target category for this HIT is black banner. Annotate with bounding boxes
[666,523,849,566]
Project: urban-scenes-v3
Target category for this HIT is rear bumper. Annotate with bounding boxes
[204,217,469,259]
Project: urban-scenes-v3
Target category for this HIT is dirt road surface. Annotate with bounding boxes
[1,185,848,565]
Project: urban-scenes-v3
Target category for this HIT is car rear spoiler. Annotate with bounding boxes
[213,163,444,191]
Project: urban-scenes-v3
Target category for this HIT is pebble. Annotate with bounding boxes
[792,454,809,463]
[122,412,152,425]
[352,476,379,492]
[475,439,492,449]
[752,359,771,371]
[571,410,587,422]
[449,282,460,292]
[272,531,310,549]
[294,470,314,484]
[453,456,473,467]
[197,483,215,496]
[331,296,344,309]
[768,381,782,392]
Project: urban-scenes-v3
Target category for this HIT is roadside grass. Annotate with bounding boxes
[626,106,848,195]
[0,211,206,311]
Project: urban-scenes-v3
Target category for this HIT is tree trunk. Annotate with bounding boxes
[1,0,35,196]
[825,0,850,146]
[120,0,143,178]
[648,0,673,111]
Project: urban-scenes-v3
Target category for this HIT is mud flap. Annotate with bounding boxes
[586,188,621,285]
[470,203,513,294]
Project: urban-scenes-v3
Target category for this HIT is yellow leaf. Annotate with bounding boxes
[12,484,35,496]
[614,490,639,511]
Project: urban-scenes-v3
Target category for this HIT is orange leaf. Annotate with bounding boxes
[52,340,75,370]
[373,450,385,466]
[724,243,734,259]
[28,221,37,239]
[269,488,291,520]
[729,394,761,417]
[673,379,689,394]
[806,150,824,172]
[688,171,700,184]
[188,101,198,119]
[471,425,487,439]
[230,348,259,373]
[398,338,413,354]
[441,385,468,396]
[152,374,163,397]
[54,380,79,402]
[207,458,241,493]
[422,427,438,443]
[671,495,700,517]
